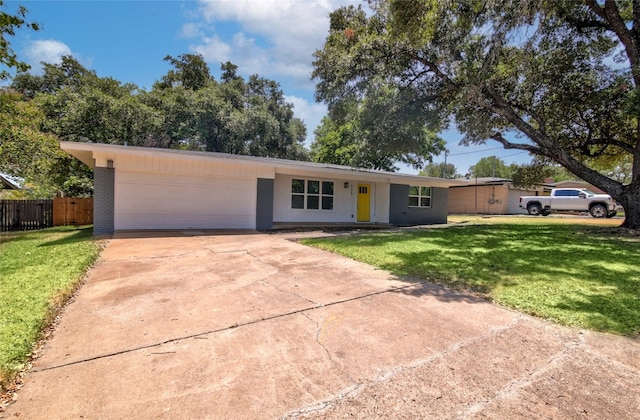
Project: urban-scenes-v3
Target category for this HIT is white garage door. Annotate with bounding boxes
[114,171,256,230]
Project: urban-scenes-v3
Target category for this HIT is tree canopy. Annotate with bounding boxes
[310,110,445,171]
[0,1,39,80]
[312,0,640,229]
[419,161,459,179]
[0,89,59,180]
[12,54,308,160]
[469,156,516,179]
[1,3,308,196]
[4,52,309,197]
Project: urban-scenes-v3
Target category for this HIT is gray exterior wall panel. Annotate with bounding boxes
[389,184,448,226]
[94,166,115,235]
[256,178,274,231]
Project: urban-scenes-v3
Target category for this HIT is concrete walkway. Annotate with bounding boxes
[4,231,640,419]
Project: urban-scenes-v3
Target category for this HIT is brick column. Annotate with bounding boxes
[93,166,115,235]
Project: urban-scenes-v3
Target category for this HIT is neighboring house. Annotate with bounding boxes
[60,142,465,235]
[447,177,545,215]
[546,180,606,195]
[0,172,23,198]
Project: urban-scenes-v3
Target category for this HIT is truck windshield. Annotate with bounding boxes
[582,189,596,195]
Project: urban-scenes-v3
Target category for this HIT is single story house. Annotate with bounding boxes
[0,172,22,191]
[61,142,465,235]
[545,180,606,195]
[0,172,23,198]
[447,177,545,215]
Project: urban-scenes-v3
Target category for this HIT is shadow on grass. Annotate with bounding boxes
[306,224,640,335]
[0,226,94,247]
[37,226,94,247]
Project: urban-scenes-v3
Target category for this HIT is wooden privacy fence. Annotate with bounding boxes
[0,199,53,232]
[0,198,93,232]
[53,197,93,227]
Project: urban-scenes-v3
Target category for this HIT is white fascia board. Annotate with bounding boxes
[59,141,466,188]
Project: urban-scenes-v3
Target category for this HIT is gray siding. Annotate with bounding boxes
[94,166,115,235]
[256,178,274,231]
[389,184,448,226]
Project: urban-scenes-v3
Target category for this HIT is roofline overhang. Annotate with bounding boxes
[60,141,467,188]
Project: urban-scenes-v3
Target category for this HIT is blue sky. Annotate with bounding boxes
[4,0,533,174]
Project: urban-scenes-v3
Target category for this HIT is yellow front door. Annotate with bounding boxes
[357,183,371,222]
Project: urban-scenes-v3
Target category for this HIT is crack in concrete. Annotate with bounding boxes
[280,384,364,419]
[457,330,587,419]
[377,315,528,382]
[33,283,417,373]
[226,248,322,307]
[299,312,356,385]
[203,248,250,255]
[261,277,320,307]
[281,315,528,418]
[301,313,336,366]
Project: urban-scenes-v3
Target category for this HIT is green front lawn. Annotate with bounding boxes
[0,227,101,390]
[302,221,640,336]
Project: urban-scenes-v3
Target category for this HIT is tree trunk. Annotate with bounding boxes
[619,182,640,229]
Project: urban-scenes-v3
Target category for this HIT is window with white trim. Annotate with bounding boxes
[291,179,334,210]
[408,186,432,208]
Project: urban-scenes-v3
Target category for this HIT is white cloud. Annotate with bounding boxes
[285,95,327,146]
[192,35,233,63]
[186,0,359,146]
[24,39,72,72]
[189,0,358,87]
[180,22,203,39]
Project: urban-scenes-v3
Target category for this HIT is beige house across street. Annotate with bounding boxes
[447,177,544,215]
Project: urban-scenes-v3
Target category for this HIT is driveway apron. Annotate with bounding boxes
[4,231,640,419]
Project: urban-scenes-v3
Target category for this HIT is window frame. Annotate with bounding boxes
[291,178,335,211]
[408,186,432,208]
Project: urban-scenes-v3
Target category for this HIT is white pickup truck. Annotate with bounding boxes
[519,188,617,218]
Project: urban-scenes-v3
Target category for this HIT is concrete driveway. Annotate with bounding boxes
[4,231,640,419]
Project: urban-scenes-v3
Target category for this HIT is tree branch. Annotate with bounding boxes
[480,85,559,153]
[489,132,542,155]
[585,0,640,83]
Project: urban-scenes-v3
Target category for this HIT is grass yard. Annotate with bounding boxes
[0,227,101,391]
[302,217,640,336]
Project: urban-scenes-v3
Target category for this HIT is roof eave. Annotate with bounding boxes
[59,141,466,188]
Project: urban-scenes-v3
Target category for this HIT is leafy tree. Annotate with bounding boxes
[147,61,308,160]
[0,88,90,197]
[0,89,59,180]
[509,158,582,188]
[469,156,514,178]
[313,1,640,228]
[311,117,361,167]
[590,155,633,185]
[311,116,401,170]
[10,53,310,192]
[310,95,446,171]
[12,55,98,97]
[13,56,165,147]
[0,1,39,80]
[155,53,213,91]
[419,161,459,179]
[49,156,93,197]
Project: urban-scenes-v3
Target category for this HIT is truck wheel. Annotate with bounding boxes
[606,211,617,218]
[589,204,607,218]
[541,209,551,216]
[527,203,542,216]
